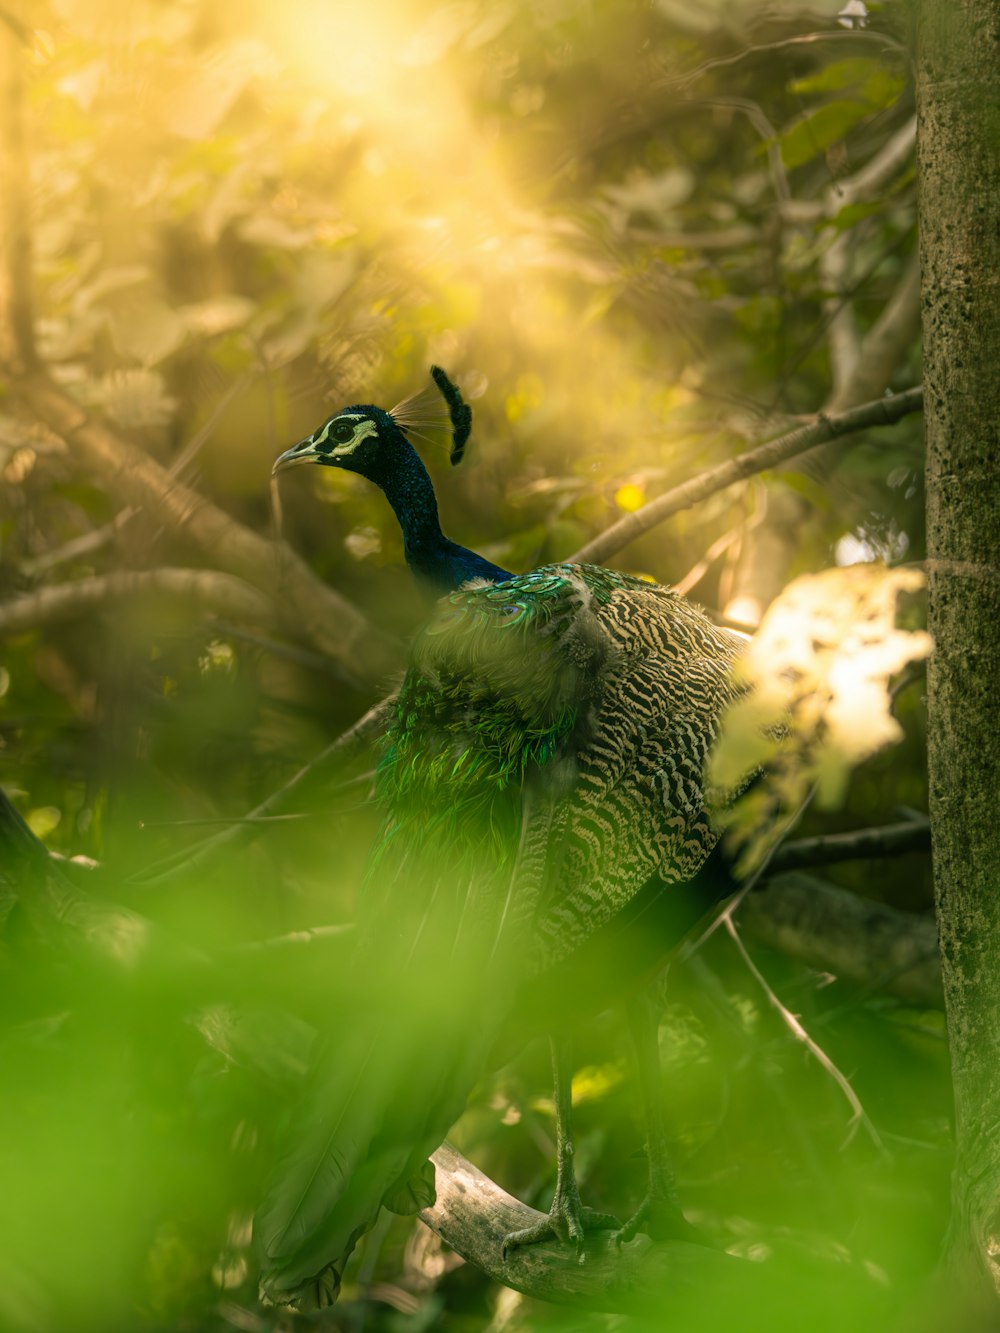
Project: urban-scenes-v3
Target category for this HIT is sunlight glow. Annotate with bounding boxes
[710,565,932,868]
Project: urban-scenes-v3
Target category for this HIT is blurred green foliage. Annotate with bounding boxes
[0,0,940,1329]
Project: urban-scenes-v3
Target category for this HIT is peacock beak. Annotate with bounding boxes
[271,438,321,475]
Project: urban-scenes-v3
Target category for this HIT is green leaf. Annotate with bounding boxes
[789,58,882,97]
[779,101,875,170]
[829,199,886,231]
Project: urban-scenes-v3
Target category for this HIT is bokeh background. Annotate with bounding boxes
[0,1,940,1330]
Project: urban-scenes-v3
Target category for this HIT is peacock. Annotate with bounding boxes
[259,368,747,1306]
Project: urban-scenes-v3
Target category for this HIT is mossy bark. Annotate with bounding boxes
[918,0,1000,1314]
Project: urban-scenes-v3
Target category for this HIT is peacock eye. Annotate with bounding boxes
[329,420,356,445]
[498,603,526,625]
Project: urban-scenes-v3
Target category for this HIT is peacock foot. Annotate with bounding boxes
[614,1188,705,1247]
[502,1186,619,1261]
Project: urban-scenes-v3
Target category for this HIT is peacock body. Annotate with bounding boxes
[382,562,743,973]
[260,372,746,1304]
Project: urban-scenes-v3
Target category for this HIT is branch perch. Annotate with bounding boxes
[421,1142,761,1319]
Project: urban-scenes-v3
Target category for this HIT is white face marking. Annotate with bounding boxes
[312,413,378,457]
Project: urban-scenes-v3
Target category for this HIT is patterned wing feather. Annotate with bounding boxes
[532,577,745,966]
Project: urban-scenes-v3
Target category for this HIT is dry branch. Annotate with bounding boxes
[738,871,940,1007]
[771,819,930,872]
[0,567,272,636]
[570,386,923,567]
[15,373,398,683]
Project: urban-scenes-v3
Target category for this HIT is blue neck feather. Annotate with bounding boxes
[380,438,514,596]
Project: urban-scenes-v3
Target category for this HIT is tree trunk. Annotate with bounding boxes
[918,0,1000,1318]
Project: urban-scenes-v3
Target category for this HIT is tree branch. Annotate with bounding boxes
[820,117,918,395]
[721,264,924,625]
[0,567,273,636]
[834,116,917,210]
[15,373,398,684]
[569,386,923,567]
[20,376,249,578]
[420,1142,758,1318]
[770,818,930,872]
[823,255,922,419]
[737,872,941,1008]
[719,115,920,626]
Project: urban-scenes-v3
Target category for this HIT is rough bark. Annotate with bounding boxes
[918,0,1000,1315]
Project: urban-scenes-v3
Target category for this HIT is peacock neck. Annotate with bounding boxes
[379,442,446,558]
[377,439,513,595]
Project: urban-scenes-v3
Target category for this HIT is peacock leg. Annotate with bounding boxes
[502,1035,619,1259]
[615,985,701,1246]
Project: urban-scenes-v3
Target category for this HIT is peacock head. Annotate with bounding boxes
[272,405,405,486]
[272,366,472,484]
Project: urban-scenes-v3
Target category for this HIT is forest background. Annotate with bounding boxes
[0,0,990,1330]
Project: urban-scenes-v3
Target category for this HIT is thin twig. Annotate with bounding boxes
[832,116,916,210]
[703,97,788,204]
[223,923,352,956]
[21,509,135,579]
[889,660,926,704]
[132,692,396,885]
[820,117,918,396]
[656,29,904,96]
[206,618,347,676]
[22,378,250,578]
[722,914,885,1155]
[672,491,766,598]
[137,814,309,829]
